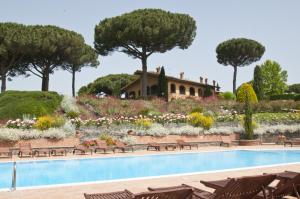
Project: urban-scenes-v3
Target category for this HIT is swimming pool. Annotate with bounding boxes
[1,150,300,190]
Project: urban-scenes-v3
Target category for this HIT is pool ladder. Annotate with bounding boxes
[11,161,16,191]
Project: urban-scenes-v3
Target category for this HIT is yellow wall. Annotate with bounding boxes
[125,76,215,101]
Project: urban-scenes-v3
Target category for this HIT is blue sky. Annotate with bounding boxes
[1,0,299,95]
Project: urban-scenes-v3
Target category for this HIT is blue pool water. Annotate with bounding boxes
[0,150,300,189]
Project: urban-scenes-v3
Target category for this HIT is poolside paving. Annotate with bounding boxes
[0,145,299,199]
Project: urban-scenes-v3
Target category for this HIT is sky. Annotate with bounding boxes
[1,0,299,95]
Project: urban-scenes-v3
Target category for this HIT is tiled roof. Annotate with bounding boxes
[122,70,217,91]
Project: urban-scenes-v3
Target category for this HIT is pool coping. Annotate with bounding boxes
[1,148,300,192]
[1,147,300,164]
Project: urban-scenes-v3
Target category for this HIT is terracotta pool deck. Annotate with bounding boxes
[0,145,299,199]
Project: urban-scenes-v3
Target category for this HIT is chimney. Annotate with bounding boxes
[180,72,184,79]
[213,80,216,87]
[205,78,208,85]
[156,67,161,74]
[200,77,203,84]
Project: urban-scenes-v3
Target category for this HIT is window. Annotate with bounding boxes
[189,87,195,96]
[198,88,203,97]
[179,85,186,95]
[150,85,158,96]
[170,84,176,93]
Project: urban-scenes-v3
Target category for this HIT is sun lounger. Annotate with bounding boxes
[18,143,33,157]
[33,148,50,157]
[0,147,12,158]
[113,141,134,153]
[177,139,198,150]
[220,136,232,147]
[147,142,161,151]
[73,145,92,155]
[198,174,276,199]
[84,188,193,199]
[94,140,108,154]
[284,138,300,147]
[149,174,276,199]
[254,171,300,199]
[51,148,67,156]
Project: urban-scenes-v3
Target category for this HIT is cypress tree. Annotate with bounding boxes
[244,93,253,140]
[157,66,168,100]
[253,65,264,100]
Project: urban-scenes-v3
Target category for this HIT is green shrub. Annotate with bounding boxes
[288,84,300,94]
[236,83,258,103]
[0,91,62,119]
[270,94,296,101]
[222,92,236,100]
[66,111,79,119]
[190,107,203,113]
[295,95,300,101]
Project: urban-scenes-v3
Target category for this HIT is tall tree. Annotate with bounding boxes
[259,60,288,97]
[64,45,99,97]
[0,23,29,92]
[244,93,254,140]
[253,65,264,100]
[157,67,168,99]
[25,25,86,91]
[94,9,196,98]
[216,38,265,94]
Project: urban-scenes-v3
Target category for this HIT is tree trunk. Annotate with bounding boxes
[233,66,238,94]
[141,50,148,98]
[72,70,76,97]
[1,74,6,93]
[41,65,50,91]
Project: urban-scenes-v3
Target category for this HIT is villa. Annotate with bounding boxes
[122,67,220,101]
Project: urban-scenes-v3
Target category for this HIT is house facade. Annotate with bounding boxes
[122,67,220,101]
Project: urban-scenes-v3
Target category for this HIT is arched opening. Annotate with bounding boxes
[179,85,186,95]
[150,85,158,96]
[189,87,195,96]
[170,84,176,93]
[198,88,203,97]
[147,86,150,95]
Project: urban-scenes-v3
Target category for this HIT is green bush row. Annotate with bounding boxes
[270,93,300,101]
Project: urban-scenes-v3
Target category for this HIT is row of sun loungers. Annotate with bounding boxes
[0,141,134,158]
[0,137,234,159]
[84,171,300,199]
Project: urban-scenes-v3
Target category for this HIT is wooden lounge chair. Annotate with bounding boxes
[0,147,12,158]
[177,139,198,150]
[147,142,162,151]
[284,138,300,147]
[198,174,276,199]
[84,188,193,199]
[18,143,33,157]
[150,174,276,199]
[73,145,92,155]
[94,140,108,154]
[33,148,50,157]
[51,148,67,156]
[254,171,300,199]
[113,141,134,153]
[220,136,232,147]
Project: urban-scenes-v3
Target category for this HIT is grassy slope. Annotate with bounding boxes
[0,91,62,120]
